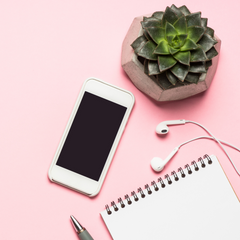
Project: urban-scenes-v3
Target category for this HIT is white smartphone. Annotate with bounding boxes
[48,77,134,197]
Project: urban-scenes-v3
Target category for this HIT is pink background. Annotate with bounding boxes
[0,0,239,239]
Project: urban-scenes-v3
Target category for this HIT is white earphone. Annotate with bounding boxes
[151,120,240,176]
[155,119,186,134]
[151,147,179,172]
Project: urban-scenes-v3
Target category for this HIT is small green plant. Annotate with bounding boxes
[131,5,218,89]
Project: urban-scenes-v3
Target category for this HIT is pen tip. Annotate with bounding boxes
[70,215,77,224]
[70,215,83,233]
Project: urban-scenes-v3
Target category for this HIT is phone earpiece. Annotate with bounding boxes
[151,147,179,172]
[156,123,169,134]
[156,120,186,135]
[150,157,165,172]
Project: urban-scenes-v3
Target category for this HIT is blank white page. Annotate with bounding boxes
[100,155,240,240]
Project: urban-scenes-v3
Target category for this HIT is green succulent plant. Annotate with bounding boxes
[131,5,218,89]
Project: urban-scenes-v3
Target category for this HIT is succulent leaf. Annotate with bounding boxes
[190,45,208,62]
[131,36,148,54]
[138,41,158,60]
[141,17,161,28]
[162,7,179,26]
[154,40,170,55]
[206,47,218,60]
[143,29,151,40]
[152,11,164,20]
[171,4,184,18]
[131,35,147,50]
[148,61,160,75]
[166,70,178,85]
[169,46,180,55]
[146,27,165,44]
[178,34,188,45]
[157,74,173,89]
[173,16,187,34]
[132,5,218,89]
[166,35,174,45]
[158,55,177,71]
[206,60,212,69]
[198,34,218,52]
[165,22,178,36]
[178,5,191,16]
[189,62,207,73]
[187,26,205,43]
[205,27,214,37]
[144,59,149,74]
[186,12,202,27]
[134,41,148,54]
[185,72,200,83]
[174,51,190,65]
[181,39,198,51]
[201,18,208,28]
[171,63,189,81]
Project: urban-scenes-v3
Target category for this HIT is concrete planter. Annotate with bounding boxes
[121,15,221,101]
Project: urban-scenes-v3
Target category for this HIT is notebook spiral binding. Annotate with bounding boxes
[105,154,213,215]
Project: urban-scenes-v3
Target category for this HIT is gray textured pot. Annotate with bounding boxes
[121,15,221,101]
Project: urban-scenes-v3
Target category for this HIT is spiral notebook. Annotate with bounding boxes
[100,155,240,240]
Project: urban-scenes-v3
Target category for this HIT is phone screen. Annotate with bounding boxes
[56,91,127,181]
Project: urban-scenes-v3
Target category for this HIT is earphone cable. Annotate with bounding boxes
[183,120,240,176]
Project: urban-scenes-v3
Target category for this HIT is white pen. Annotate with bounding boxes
[70,215,94,240]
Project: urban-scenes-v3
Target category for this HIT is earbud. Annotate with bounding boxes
[156,120,186,134]
[150,157,165,172]
[151,147,179,172]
